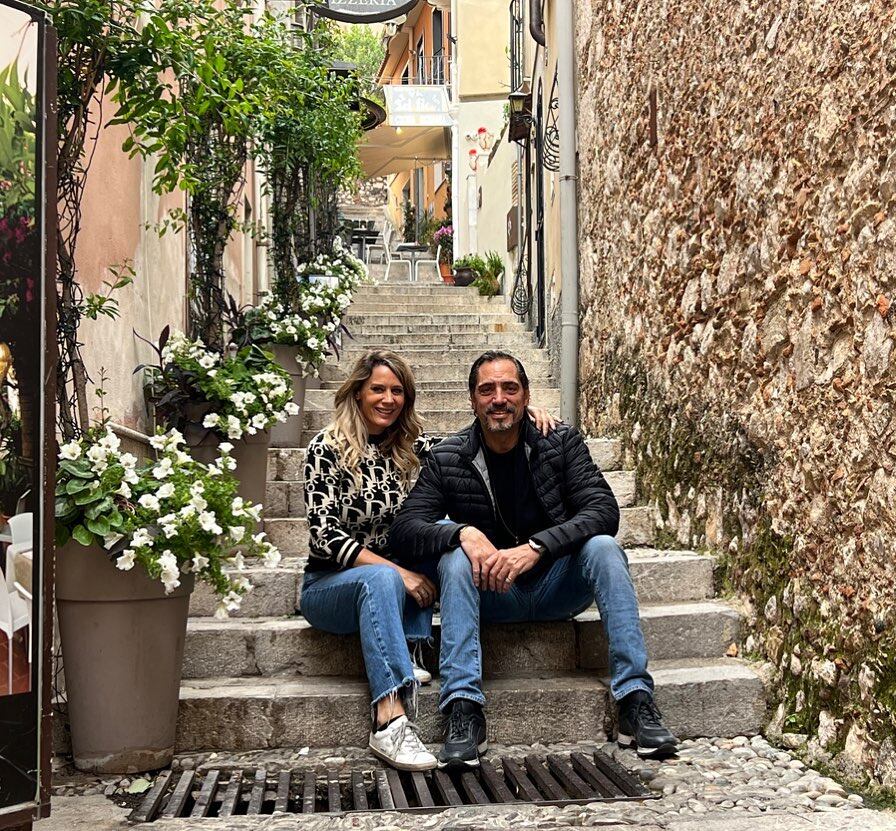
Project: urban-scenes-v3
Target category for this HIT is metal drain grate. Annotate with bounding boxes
[133,751,656,821]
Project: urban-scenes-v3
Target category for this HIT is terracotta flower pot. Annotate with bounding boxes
[268,343,307,448]
[439,262,455,285]
[56,542,195,773]
[187,430,271,511]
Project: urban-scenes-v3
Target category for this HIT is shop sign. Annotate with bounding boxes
[313,0,419,23]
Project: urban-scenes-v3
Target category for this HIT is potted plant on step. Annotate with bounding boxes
[452,253,487,287]
[55,426,282,773]
[140,328,298,509]
[433,224,454,284]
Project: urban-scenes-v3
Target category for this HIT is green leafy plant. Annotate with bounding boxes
[474,250,505,296]
[331,25,386,104]
[453,254,487,275]
[140,328,298,441]
[55,426,281,615]
[402,200,417,242]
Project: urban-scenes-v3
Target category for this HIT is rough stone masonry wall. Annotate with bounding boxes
[575,0,896,790]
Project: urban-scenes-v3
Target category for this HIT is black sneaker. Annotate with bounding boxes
[617,691,679,758]
[438,699,488,769]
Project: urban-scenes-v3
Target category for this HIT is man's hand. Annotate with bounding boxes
[482,544,541,593]
[459,526,499,588]
[398,567,438,608]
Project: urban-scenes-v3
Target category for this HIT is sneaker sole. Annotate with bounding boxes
[617,733,678,759]
[437,740,489,770]
[368,743,438,771]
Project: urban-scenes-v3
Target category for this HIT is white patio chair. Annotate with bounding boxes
[411,244,440,283]
[8,547,32,659]
[0,578,29,693]
[6,513,32,596]
[384,226,412,282]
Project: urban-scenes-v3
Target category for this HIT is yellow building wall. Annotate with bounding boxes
[457,0,509,99]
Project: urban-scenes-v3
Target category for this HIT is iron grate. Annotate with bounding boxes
[133,751,656,821]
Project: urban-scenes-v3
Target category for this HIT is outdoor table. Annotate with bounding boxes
[351,227,381,262]
[394,242,430,280]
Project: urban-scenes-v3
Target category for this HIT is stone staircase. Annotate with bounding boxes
[181,269,766,754]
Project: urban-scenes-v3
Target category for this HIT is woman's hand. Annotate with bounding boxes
[398,567,438,608]
[527,406,560,436]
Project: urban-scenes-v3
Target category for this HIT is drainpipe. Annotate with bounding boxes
[555,0,579,426]
[529,0,545,46]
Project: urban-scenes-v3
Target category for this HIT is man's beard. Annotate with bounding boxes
[482,404,518,432]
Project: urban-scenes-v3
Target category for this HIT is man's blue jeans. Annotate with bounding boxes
[301,565,432,712]
[436,534,654,710]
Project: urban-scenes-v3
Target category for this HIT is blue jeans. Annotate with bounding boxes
[301,565,433,714]
[436,534,653,709]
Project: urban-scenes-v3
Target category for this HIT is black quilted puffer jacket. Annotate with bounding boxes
[389,419,619,563]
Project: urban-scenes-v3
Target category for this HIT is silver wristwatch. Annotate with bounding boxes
[528,539,546,555]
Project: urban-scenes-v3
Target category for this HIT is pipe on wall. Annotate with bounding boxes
[529,0,546,46]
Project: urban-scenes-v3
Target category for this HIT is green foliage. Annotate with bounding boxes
[82,261,135,321]
[453,254,487,274]
[0,61,36,218]
[402,201,417,242]
[331,25,386,103]
[416,210,440,247]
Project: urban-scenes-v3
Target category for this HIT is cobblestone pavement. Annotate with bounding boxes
[45,736,896,831]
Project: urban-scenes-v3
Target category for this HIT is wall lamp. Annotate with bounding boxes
[508,84,533,144]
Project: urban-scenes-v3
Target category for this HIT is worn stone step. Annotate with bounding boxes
[343,313,524,327]
[347,322,529,336]
[263,506,656,557]
[355,285,481,296]
[266,469,636,518]
[334,348,551,367]
[303,386,558,411]
[188,549,715,618]
[320,363,554,385]
[345,332,539,349]
[267,439,622,481]
[350,295,507,309]
[182,601,741,680]
[175,659,765,750]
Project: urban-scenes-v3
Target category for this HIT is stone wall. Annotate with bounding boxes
[575,0,896,790]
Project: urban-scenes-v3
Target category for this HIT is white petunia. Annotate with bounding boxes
[229,526,246,542]
[59,441,81,460]
[153,457,173,479]
[117,481,132,499]
[119,452,138,469]
[179,504,197,519]
[231,497,246,516]
[116,549,136,571]
[203,413,221,428]
[198,353,217,369]
[131,527,154,548]
[192,553,210,571]
[157,482,175,499]
[230,552,245,571]
[198,511,223,535]
[138,493,160,512]
[262,545,282,569]
[218,442,233,454]
[158,549,181,594]
[284,402,300,416]
[149,433,167,450]
[103,532,125,550]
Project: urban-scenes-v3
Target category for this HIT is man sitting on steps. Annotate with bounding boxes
[389,350,679,769]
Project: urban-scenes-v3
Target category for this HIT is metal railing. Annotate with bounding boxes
[510,0,524,92]
[380,55,451,86]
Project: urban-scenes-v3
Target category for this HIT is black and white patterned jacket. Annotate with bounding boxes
[303,431,438,572]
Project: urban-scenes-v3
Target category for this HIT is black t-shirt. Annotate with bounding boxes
[481,439,552,551]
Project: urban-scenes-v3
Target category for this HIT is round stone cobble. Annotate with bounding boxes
[49,735,896,830]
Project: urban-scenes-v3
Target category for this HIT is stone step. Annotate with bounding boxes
[263,506,656,556]
[320,363,554,385]
[349,302,509,316]
[347,322,530,335]
[303,386,558,411]
[268,439,622,481]
[351,292,506,304]
[188,549,715,618]
[344,313,524,327]
[334,347,551,366]
[266,470,636,518]
[345,331,539,348]
[175,659,766,750]
[182,601,741,680]
[300,407,557,437]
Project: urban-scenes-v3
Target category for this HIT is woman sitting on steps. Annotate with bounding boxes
[301,349,556,771]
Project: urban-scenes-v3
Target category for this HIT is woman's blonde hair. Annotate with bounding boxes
[322,350,423,487]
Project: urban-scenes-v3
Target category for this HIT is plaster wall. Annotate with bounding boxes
[574,0,896,790]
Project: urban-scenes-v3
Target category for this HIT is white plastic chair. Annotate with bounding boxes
[0,579,29,693]
[6,513,32,596]
[384,225,412,282]
[411,244,440,283]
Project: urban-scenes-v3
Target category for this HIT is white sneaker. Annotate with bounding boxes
[369,715,438,771]
[412,657,432,685]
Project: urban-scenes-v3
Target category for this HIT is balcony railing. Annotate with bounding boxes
[380,55,452,86]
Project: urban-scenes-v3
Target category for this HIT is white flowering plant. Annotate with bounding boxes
[55,427,281,617]
[237,239,368,370]
[140,327,300,441]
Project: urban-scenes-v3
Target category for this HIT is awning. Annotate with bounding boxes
[358,123,450,178]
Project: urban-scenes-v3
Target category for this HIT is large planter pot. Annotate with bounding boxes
[188,430,271,511]
[268,343,307,448]
[439,262,455,285]
[56,542,194,773]
[452,266,476,287]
